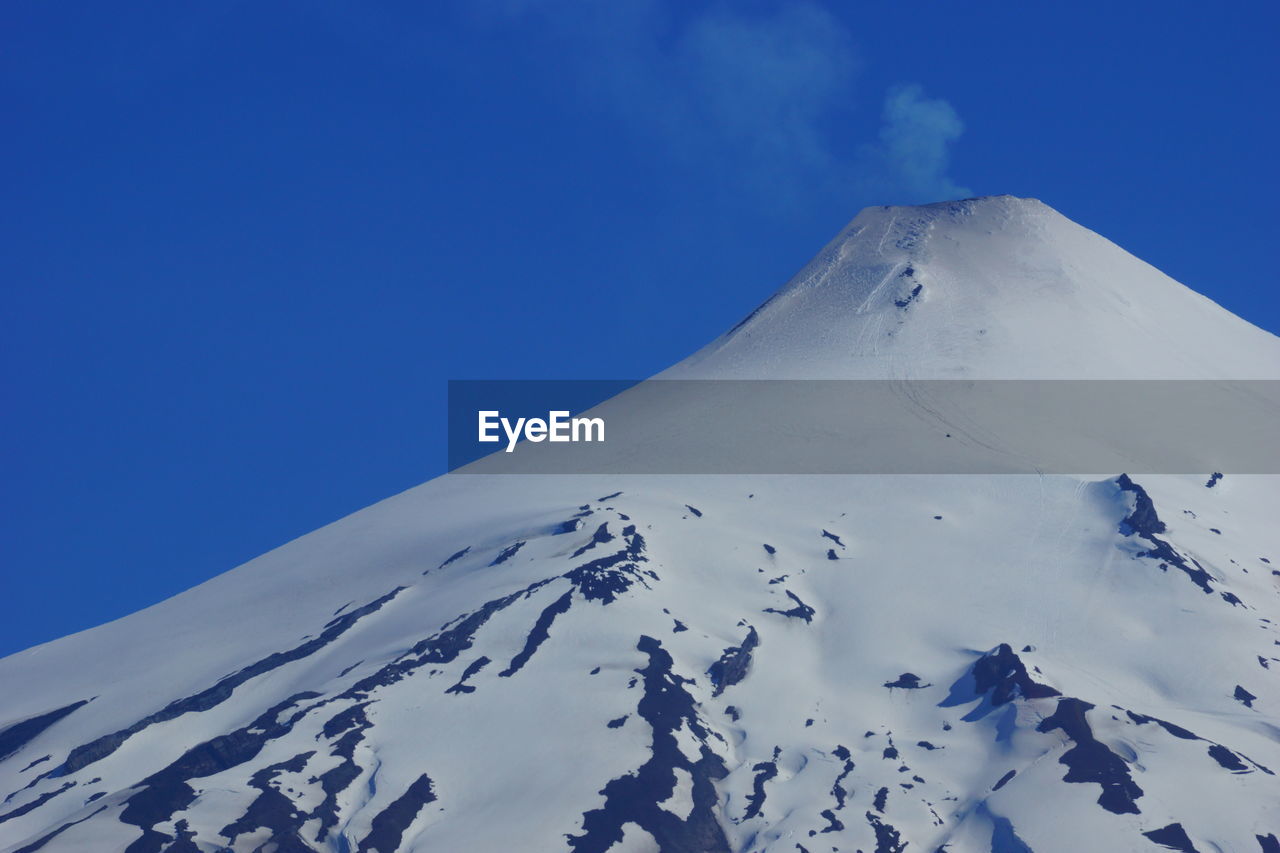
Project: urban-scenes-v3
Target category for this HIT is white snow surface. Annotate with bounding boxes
[669,196,1280,379]
[2,197,1278,852]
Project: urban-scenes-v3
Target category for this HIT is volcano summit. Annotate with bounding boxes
[2,197,1278,852]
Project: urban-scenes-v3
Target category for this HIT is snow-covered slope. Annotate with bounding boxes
[2,197,1278,853]
[670,196,1280,379]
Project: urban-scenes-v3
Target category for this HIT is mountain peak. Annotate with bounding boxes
[2,197,1278,853]
[872,192,1049,216]
[669,196,1280,379]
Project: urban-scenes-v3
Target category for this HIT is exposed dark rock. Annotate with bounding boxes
[1143,822,1199,852]
[433,547,470,573]
[19,755,51,773]
[987,811,1034,853]
[11,804,108,853]
[894,283,923,309]
[0,781,74,825]
[500,590,574,677]
[565,526,650,605]
[341,578,558,702]
[357,773,437,853]
[939,644,1060,720]
[1207,744,1248,772]
[219,751,316,845]
[743,750,779,820]
[571,523,615,558]
[941,644,1058,724]
[972,643,1059,705]
[1124,710,1197,740]
[1125,709,1272,776]
[1116,475,1216,594]
[163,820,202,852]
[0,700,90,763]
[1036,698,1143,815]
[829,754,855,812]
[707,627,760,697]
[866,811,907,852]
[59,588,403,776]
[764,590,815,623]
[118,691,321,853]
[311,702,374,843]
[567,636,730,853]
[1117,474,1166,536]
[445,656,491,694]
[489,541,526,566]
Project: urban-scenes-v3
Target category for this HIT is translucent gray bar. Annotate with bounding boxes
[450,380,1280,475]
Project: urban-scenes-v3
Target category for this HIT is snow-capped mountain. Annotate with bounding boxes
[2,196,1278,853]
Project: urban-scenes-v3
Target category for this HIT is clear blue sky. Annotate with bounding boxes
[3,1,1277,657]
